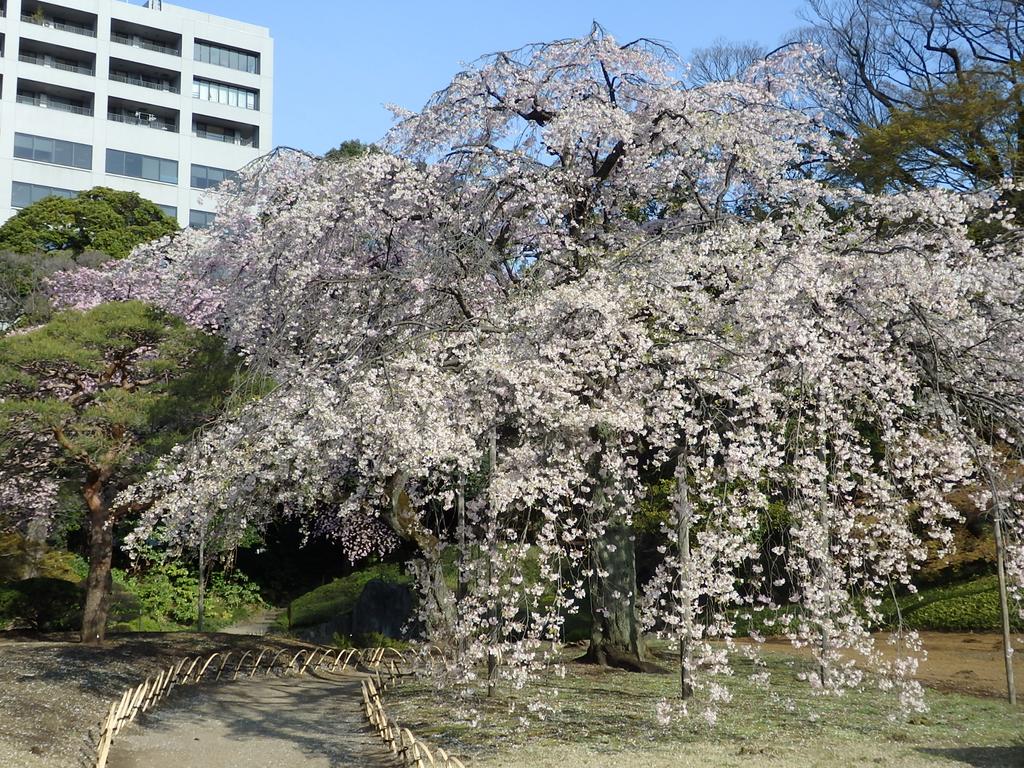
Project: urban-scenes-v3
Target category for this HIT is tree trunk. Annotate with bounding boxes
[81,479,113,645]
[581,521,657,671]
[383,472,458,640]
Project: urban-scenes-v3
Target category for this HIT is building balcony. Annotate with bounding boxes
[108,96,179,133]
[110,70,179,94]
[17,93,92,115]
[109,18,181,57]
[110,32,179,56]
[194,128,255,147]
[17,77,94,117]
[193,115,259,148]
[19,51,94,76]
[108,110,177,132]
[20,13,96,38]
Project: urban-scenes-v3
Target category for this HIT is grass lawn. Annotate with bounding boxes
[385,644,1024,768]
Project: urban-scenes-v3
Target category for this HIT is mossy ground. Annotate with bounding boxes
[386,642,1024,768]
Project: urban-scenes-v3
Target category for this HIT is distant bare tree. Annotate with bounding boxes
[800,0,1023,193]
[688,38,766,85]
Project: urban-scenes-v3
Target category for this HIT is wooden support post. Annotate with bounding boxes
[994,508,1018,706]
[674,450,693,700]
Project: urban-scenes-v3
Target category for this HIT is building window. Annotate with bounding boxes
[193,121,257,148]
[106,148,177,184]
[190,163,238,190]
[189,209,216,228]
[11,181,76,208]
[14,133,92,170]
[157,204,177,218]
[194,40,259,74]
[192,78,258,110]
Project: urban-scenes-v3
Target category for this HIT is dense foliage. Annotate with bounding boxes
[110,560,264,632]
[0,187,177,259]
[881,576,1024,633]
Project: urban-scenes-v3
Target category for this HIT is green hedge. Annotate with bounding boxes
[880,575,1023,632]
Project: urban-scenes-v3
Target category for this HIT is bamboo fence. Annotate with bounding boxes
[359,653,467,768]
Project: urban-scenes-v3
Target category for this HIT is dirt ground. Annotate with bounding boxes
[908,631,1023,697]
[760,631,1024,699]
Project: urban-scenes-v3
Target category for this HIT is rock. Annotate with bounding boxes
[351,579,414,639]
[292,578,415,645]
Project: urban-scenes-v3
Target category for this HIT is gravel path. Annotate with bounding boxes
[221,608,284,636]
[107,670,396,768]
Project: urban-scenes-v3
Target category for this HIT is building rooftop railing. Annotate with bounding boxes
[17,94,93,116]
[20,14,97,38]
[19,52,95,76]
[110,71,179,94]
[108,111,178,132]
[193,128,256,147]
[110,32,179,56]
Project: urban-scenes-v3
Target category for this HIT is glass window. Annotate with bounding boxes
[12,181,76,208]
[189,209,216,228]
[157,204,177,218]
[194,39,259,74]
[73,144,92,169]
[106,149,123,175]
[190,163,237,190]
[53,140,73,167]
[140,156,158,181]
[124,152,143,178]
[192,77,259,110]
[13,134,33,160]
[15,133,93,170]
[159,159,177,184]
[33,137,54,163]
[105,149,177,183]
[11,182,31,209]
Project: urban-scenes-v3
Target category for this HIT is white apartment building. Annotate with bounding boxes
[0,0,272,227]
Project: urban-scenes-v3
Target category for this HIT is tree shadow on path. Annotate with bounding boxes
[107,670,397,768]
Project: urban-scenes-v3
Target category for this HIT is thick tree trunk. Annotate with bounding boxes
[81,480,113,645]
[384,472,457,640]
[581,521,658,671]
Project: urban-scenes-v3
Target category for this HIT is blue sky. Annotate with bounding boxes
[171,0,805,154]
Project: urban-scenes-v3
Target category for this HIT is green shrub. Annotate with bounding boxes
[118,560,198,625]
[203,570,265,630]
[111,561,265,632]
[0,577,81,630]
[38,550,88,582]
[0,585,20,628]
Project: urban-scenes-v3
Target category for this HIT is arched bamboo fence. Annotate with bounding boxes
[359,656,467,768]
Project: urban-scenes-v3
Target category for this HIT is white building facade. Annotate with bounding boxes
[0,0,272,227]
